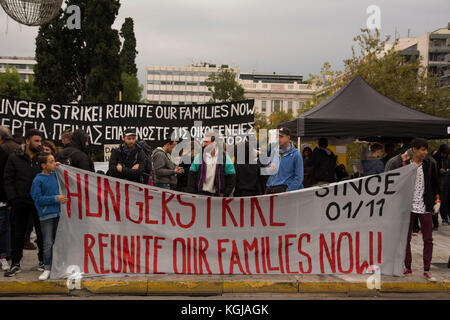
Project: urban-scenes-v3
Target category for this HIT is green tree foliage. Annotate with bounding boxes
[254,109,296,131]
[205,68,245,103]
[304,28,450,117]
[85,0,121,103]
[35,1,89,102]
[0,67,41,100]
[268,109,296,129]
[119,17,138,76]
[34,0,122,103]
[121,72,143,102]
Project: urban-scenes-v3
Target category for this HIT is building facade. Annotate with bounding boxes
[0,56,36,82]
[146,63,239,105]
[146,63,314,118]
[239,73,314,117]
[393,23,450,88]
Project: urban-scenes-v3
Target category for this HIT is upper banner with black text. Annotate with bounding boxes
[0,96,255,147]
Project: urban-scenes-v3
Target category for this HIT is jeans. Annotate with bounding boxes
[155,183,170,190]
[10,202,43,266]
[0,207,11,257]
[405,212,433,271]
[40,217,59,271]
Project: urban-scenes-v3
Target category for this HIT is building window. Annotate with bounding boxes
[272,100,281,113]
[261,101,267,113]
[288,101,293,112]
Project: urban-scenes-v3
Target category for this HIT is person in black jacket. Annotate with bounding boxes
[433,144,450,224]
[107,129,147,184]
[137,140,153,184]
[311,138,337,185]
[233,140,264,197]
[55,129,95,172]
[386,138,440,282]
[0,147,11,270]
[3,129,44,276]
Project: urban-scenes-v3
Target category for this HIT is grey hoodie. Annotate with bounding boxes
[152,147,177,185]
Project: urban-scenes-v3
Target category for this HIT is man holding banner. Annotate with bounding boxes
[387,138,440,281]
[265,127,304,194]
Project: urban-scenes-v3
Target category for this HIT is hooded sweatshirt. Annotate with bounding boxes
[30,172,61,221]
[266,142,304,191]
[55,129,95,172]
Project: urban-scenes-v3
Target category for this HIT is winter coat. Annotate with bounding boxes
[55,130,94,172]
[107,143,147,183]
[3,145,41,205]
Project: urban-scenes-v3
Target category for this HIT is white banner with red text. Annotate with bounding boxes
[51,164,417,279]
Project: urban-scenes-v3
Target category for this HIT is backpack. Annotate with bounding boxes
[57,148,82,166]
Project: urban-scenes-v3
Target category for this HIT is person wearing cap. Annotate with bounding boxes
[107,128,147,184]
[265,127,304,194]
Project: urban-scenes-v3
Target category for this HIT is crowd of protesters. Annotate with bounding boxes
[0,124,448,281]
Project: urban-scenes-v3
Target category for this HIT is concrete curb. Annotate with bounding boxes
[0,279,448,296]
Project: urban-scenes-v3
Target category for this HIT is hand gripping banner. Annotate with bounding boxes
[51,164,417,279]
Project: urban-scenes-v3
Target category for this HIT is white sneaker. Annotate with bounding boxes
[0,258,10,271]
[38,270,51,281]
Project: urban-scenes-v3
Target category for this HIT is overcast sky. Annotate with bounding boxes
[0,0,449,85]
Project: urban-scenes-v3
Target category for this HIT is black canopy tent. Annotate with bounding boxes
[279,75,450,142]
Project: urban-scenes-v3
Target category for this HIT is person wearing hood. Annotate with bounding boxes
[3,129,44,277]
[311,137,337,185]
[265,127,304,194]
[55,129,95,172]
[107,129,147,184]
[361,143,385,176]
[137,139,153,185]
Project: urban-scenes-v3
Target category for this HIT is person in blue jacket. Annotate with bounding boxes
[265,127,304,194]
[30,153,67,281]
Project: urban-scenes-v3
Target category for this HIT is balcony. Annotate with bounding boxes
[429,61,450,66]
[429,46,450,53]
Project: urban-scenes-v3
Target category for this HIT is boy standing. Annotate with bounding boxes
[30,153,67,280]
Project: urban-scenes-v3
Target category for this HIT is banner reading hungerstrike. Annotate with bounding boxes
[51,164,417,279]
[0,96,254,147]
